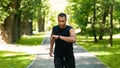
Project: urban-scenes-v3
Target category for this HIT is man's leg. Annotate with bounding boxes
[54,57,64,68]
[64,55,75,68]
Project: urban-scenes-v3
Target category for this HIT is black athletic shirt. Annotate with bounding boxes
[52,25,74,57]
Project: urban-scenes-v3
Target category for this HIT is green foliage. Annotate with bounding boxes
[20,0,41,19]
[114,0,120,21]
[0,0,11,24]
[0,0,50,23]
[67,0,120,33]
[66,0,94,30]
[0,11,9,24]
[77,34,120,68]
[19,0,50,22]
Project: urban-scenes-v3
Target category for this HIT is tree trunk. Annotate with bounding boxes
[12,0,21,43]
[0,25,7,43]
[37,0,44,32]
[3,14,14,43]
[38,15,44,32]
[21,19,33,35]
[29,18,33,35]
[99,10,108,40]
[2,1,16,43]
[109,4,113,47]
[17,11,21,39]
[92,24,97,42]
[92,0,97,42]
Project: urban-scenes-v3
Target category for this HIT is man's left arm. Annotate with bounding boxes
[52,28,76,43]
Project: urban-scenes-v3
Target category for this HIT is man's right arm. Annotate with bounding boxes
[49,33,54,57]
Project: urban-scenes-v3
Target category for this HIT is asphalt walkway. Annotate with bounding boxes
[27,37,108,68]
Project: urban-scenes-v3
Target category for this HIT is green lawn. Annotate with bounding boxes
[16,32,45,46]
[0,51,34,68]
[76,34,120,68]
[0,32,45,68]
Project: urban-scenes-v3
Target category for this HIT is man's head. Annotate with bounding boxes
[58,13,67,29]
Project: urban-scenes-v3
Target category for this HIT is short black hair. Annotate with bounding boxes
[58,13,66,18]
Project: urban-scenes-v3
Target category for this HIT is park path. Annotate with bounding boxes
[27,33,108,68]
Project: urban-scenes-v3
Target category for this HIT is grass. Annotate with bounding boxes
[76,34,120,68]
[16,32,45,46]
[0,51,34,68]
[0,32,45,68]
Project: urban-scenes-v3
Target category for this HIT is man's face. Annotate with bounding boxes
[58,16,66,29]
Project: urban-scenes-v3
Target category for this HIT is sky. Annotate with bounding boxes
[49,0,68,12]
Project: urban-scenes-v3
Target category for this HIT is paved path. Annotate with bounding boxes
[27,37,108,68]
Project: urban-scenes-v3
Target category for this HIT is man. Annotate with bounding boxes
[49,13,76,68]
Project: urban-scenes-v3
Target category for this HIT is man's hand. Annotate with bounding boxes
[49,50,53,57]
[51,35,59,40]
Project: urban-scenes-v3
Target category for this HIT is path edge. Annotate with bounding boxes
[74,43,110,68]
[26,33,48,68]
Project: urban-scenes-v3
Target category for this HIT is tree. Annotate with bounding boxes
[20,0,48,35]
[92,0,97,42]
[109,4,113,47]
[98,0,109,40]
[12,0,21,43]
[66,0,120,47]
[0,0,49,43]
[20,0,35,35]
[109,0,114,47]
[114,0,120,28]
[38,0,49,32]
[67,0,98,42]
[66,0,92,32]
[0,0,19,43]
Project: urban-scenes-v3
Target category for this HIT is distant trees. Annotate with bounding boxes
[0,0,49,44]
[66,0,120,46]
[38,0,49,32]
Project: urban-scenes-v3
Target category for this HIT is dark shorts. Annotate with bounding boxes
[54,55,75,68]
